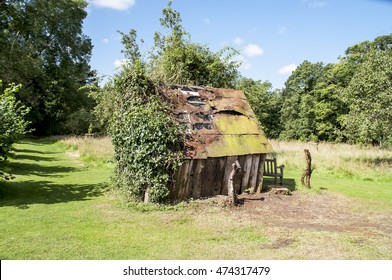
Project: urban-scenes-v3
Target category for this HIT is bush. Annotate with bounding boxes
[0,81,30,180]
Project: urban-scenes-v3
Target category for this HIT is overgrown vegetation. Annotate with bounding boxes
[59,136,114,164]
[90,1,243,203]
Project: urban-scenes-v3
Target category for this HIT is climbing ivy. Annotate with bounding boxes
[109,59,184,203]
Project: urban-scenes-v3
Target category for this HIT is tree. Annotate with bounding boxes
[341,49,392,147]
[236,77,282,138]
[149,0,240,88]
[279,60,347,142]
[279,61,324,140]
[0,81,30,180]
[0,0,93,135]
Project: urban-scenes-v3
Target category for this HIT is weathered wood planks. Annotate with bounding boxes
[172,154,265,200]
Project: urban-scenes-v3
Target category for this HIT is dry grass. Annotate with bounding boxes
[269,140,392,180]
[58,136,392,180]
[59,136,114,163]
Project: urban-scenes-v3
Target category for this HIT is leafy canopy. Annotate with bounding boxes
[0,0,93,135]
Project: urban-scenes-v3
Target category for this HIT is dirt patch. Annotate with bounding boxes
[191,191,392,236]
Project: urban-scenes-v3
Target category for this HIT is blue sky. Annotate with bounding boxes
[83,0,392,89]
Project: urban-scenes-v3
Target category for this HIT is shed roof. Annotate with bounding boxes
[163,86,272,159]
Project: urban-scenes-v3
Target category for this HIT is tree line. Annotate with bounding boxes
[243,35,392,147]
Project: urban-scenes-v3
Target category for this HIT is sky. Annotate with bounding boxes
[83,0,392,89]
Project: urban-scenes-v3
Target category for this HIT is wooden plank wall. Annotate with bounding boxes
[171,154,266,200]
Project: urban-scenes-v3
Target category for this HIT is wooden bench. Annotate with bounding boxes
[263,158,284,186]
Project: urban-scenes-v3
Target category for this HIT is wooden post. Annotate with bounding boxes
[228,160,241,205]
[301,149,312,188]
[144,186,151,203]
[255,154,266,193]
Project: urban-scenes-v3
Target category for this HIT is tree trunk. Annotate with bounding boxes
[228,160,241,205]
[301,149,312,188]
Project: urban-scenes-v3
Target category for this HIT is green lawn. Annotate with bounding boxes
[0,138,391,259]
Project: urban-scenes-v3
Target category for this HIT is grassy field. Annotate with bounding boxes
[0,137,391,259]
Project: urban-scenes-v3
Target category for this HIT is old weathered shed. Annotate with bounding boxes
[164,85,272,200]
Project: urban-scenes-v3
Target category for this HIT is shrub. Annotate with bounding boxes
[0,81,30,180]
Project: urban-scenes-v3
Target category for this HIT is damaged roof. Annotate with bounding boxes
[164,86,272,159]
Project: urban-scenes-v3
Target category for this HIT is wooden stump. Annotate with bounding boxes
[144,186,151,203]
[228,160,241,206]
[300,149,312,188]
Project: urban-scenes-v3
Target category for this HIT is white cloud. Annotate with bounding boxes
[203,18,210,24]
[102,38,110,44]
[114,59,127,68]
[232,55,252,70]
[89,0,136,11]
[278,26,288,35]
[302,0,328,8]
[240,62,252,70]
[309,1,328,8]
[243,44,264,57]
[233,37,244,45]
[278,63,298,75]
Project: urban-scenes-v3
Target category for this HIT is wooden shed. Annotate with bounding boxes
[163,85,272,200]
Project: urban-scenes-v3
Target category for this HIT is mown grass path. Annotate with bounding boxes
[1,138,391,259]
[0,138,113,259]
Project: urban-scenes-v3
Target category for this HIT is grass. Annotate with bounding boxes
[269,140,392,181]
[269,140,392,209]
[58,136,114,164]
[0,137,391,259]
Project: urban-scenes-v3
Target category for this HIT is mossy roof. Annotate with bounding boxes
[165,86,272,159]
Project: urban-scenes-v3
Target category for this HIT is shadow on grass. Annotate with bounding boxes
[8,162,77,177]
[13,148,58,155]
[18,138,58,146]
[12,154,58,162]
[262,177,297,192]
[0,137,107,207]
[0,180,106,208]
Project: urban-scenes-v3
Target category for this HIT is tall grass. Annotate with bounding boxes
[269,140,392,181]
[59,136,114,163]
[58,136,392,182]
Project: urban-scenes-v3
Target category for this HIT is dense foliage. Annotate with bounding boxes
[0,81,30,180]
[149,1,240,87]
[341,49,392,146]
[276,34,392,147]
[0,0,94,135]
[236,77,283,139]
